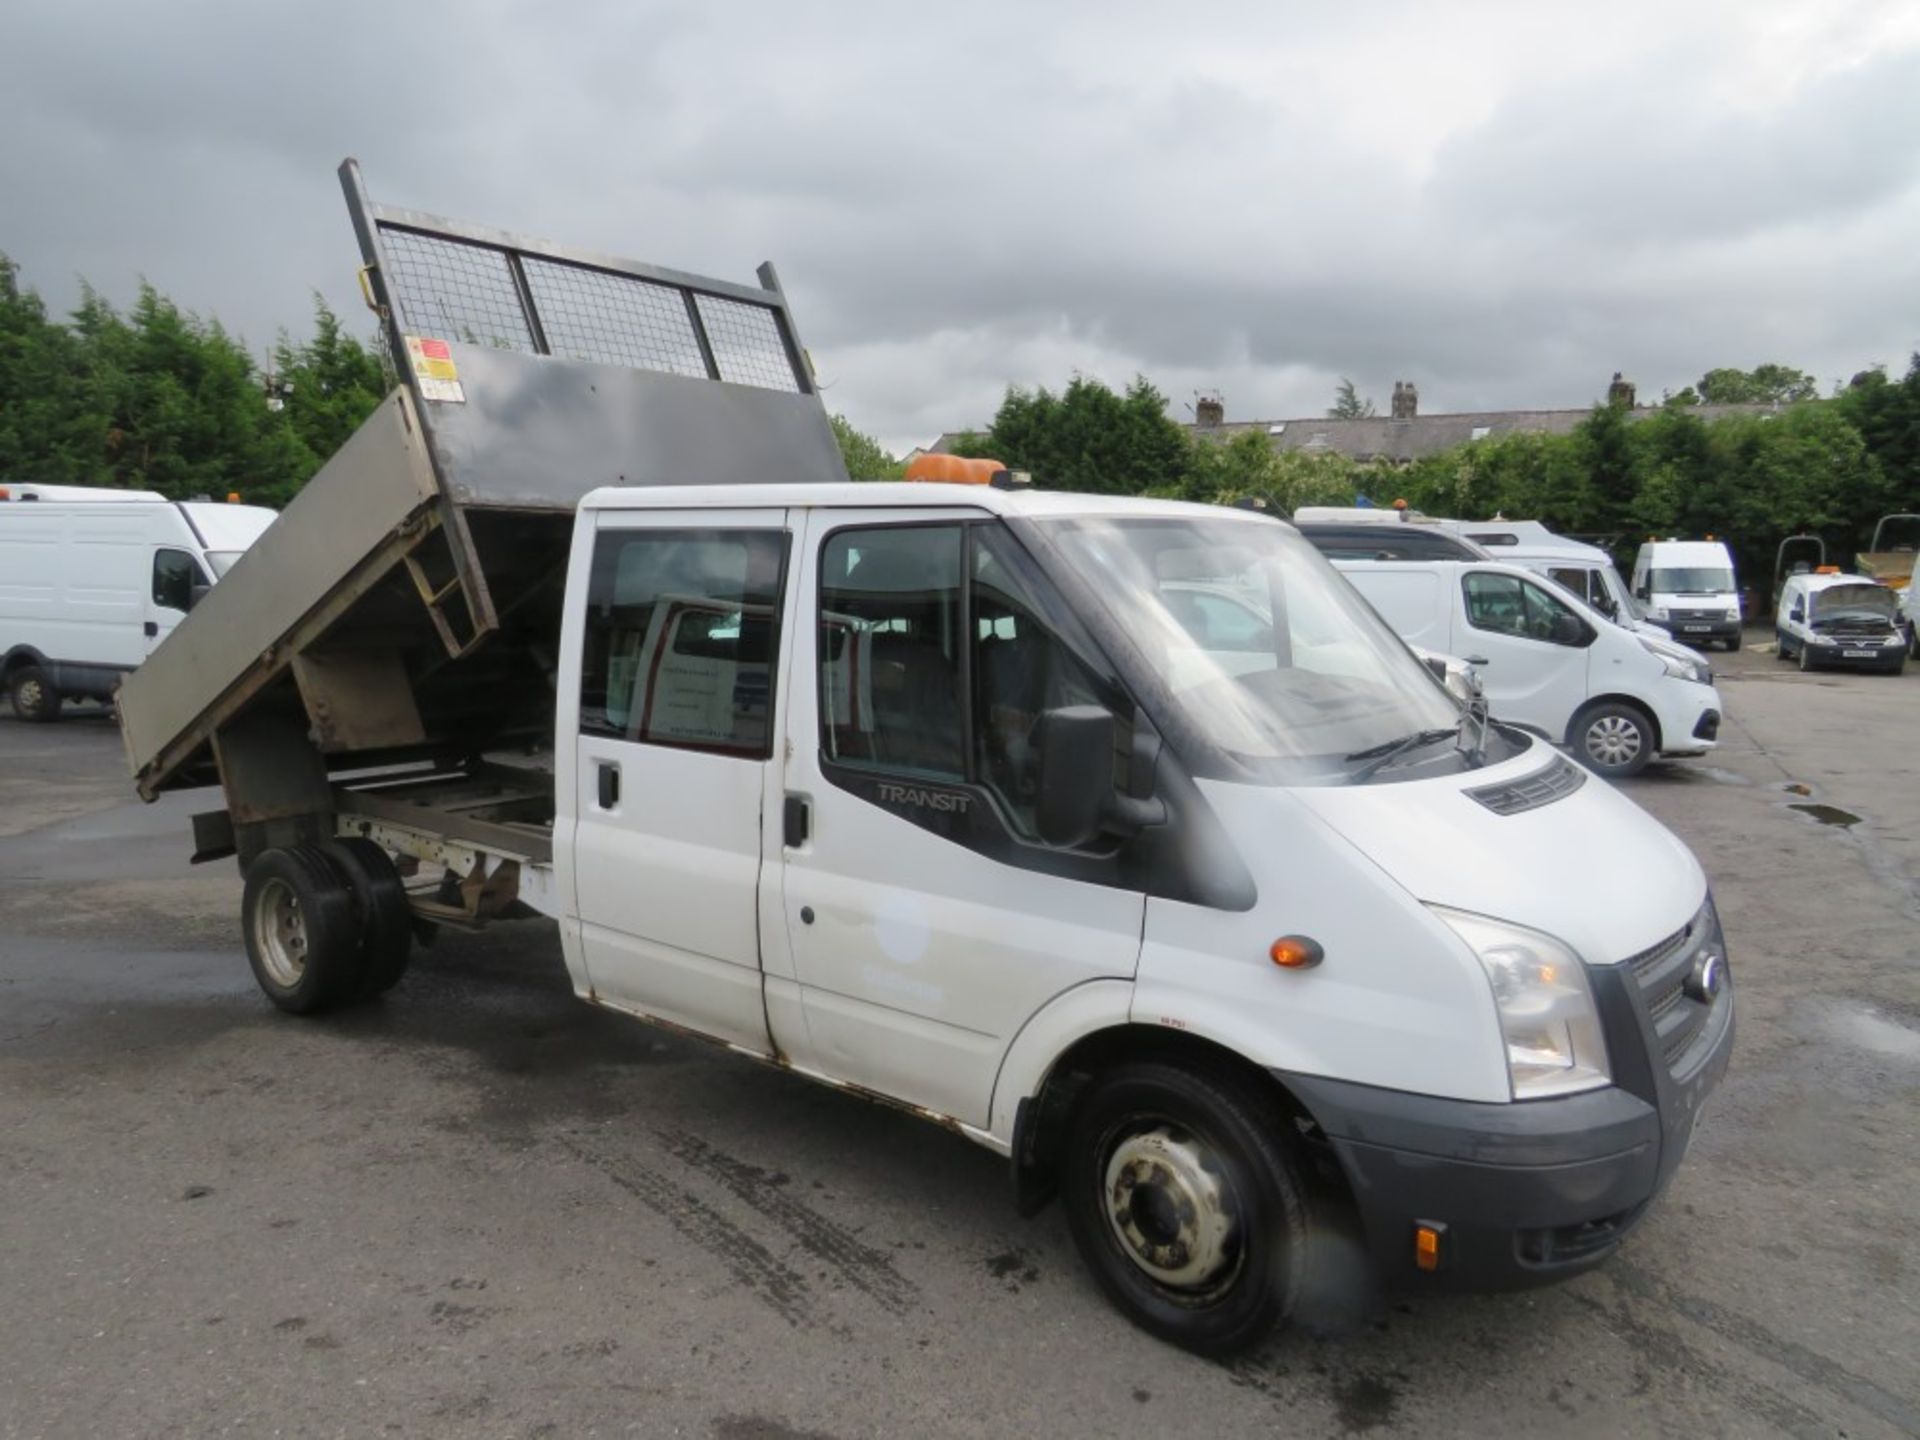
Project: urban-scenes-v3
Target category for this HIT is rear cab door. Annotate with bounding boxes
[557,505,793,1053]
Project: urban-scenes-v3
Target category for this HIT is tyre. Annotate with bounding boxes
[1062,1062,1309,1356]
[1572,702,1654,779]
[1726,636,1741,653]
[7,666,62,722]
[1798,644,1815,673]
[241,845,364,1014]
[1773,632,1791,661]
[318,837,413,997]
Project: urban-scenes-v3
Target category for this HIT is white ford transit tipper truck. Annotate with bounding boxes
[116,163,1734,1355]
[0,484,276,719]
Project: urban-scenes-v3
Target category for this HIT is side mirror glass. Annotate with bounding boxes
[1036,706,1118,849]
[1551,613,1585,646]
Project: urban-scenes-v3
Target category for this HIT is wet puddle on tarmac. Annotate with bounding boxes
[1788,802,1863,828]
[1813,1002,1920,1063]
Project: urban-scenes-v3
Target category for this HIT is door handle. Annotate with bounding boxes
[597,761,620,810]
[143,621,159,638]
[1465,655,1489,666]
[783,793,810,848]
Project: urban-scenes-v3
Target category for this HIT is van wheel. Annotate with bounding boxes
[1573,703,1653,778]
[242,846,364,1014]
[8,666,62,722]
[1798,644,1815,673]
[1774,632,1792,661]
[1063,1062,1308,1356]
[318,838,413,997]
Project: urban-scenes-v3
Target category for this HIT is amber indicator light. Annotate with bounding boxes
[1415,1222,1445,1272]
[1269,936,1324,969]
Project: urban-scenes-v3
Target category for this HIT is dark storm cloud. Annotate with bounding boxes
[2,0,1915,450]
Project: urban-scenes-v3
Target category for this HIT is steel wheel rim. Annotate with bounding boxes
[253,876,309,989]
[18,677,43,709]
[1586,714,1642,768]
[1102,1122,1242,1298]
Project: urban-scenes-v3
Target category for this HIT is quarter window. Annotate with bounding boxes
[578,527,787,756]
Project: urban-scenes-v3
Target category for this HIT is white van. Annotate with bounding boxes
[1774,570,1907,674]
[1333,558,1723,777]
[1452,522,1665,640]
[0,484,277,719]
[1631,540,1741,652]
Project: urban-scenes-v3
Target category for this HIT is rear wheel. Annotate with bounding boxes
[1062,1062,1309,1356]
[318,838,413,997]
[241,846,363,1014]
[7,666,61,722]
[1573,702,1654,778]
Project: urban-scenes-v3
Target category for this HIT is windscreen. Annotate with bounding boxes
[1652,566,1735,594]
[1041,516,1466,782]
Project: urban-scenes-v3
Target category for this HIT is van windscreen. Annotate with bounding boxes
[1651,567,1734,594]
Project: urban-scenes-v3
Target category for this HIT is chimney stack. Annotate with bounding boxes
[1607,372,1637,408]
[1390,380,1418,419]
[1194,394,1224,430]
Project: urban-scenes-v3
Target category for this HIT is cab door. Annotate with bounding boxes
[774,510,1145,1127]
[564,510,791,1053]
[1451,568,1594,737]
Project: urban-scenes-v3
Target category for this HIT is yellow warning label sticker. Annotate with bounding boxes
[403,336,465,403]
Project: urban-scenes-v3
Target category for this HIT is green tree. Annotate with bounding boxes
[1328,377,1375,419]
[1693,364,1819,405]
[271,296,391,472]
[1181,428,1359,511]
[957,375,1189,494]
[829,414,904,479]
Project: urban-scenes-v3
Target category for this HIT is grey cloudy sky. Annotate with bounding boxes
[4,0,1917,452]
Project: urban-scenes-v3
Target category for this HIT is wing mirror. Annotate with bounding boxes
[1036,706,1163,849]
[187,580,211,611]
[1551,614,1586,645]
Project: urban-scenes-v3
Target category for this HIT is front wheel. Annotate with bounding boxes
[1774,632,1792,661]
[1573,702,1654,778]
[1798,644,1815,673]
[1063,1062,1309,1356]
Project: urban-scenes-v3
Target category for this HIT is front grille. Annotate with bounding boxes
[1466,754,1588,816]
[1669,608,1728,624]
[1625,902,1726,1077]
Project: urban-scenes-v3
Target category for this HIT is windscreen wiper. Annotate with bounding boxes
[1343,727,1460,781]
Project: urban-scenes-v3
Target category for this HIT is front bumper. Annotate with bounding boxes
[1649,616,1740,646]
[1280,907,1735,1290]
[1805,639,1906,671]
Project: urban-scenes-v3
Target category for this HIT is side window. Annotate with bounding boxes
[579,527,787,757]
[818,525,965,780]
[152,548,206,612]
[1546,566,1587,601]
[1520,578,1581,643]
[1463,572,1528,636]
[971,527,1106,838]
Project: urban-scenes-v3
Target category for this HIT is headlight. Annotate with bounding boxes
[1431,908,1611,1099]
[1639,637,1710,684]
